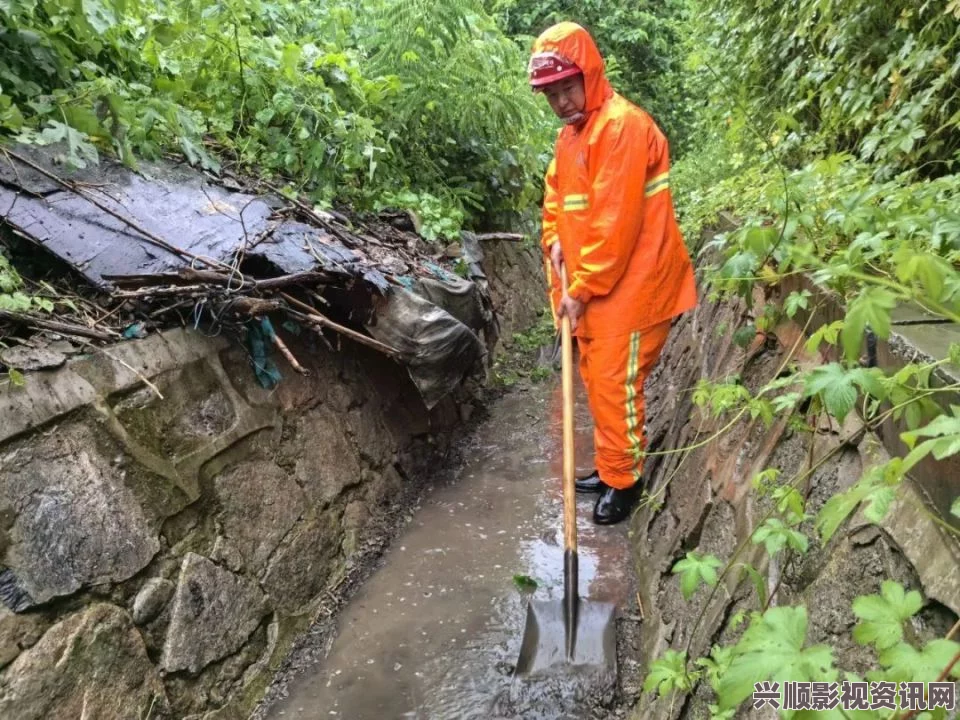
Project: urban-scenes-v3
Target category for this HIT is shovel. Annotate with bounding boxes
[514,264,617,678]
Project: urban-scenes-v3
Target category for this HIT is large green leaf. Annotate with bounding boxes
[643,649,698,696]
[752,518,809,557]
[901,410,960,473]
[784,289,811,318]
[672,551,724,601]
[717,606,836,711]
[816,464,903,544]
[851,581,924,651]
[804,363,857,423]
[873,638,960,683]
[840,287,897,364]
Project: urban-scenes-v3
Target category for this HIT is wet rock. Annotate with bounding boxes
[166,622,269,718]
[477,240,545,352]
[0,422,162,607]
[113,361,237,459]
[168,514,218,559]
[260,513,339,614]
[347,405,395,469]
[341,500,369,558]
[0,603,167,720]
[382,464,405,494]
[212,460,306,573]
[161,553,269,674]
[325,378,358,414]
[292,407,362,506]
[210,535,246,573]
[132,577,175,626]
[0,605,46,668]
[357,465,405,509]
[163,504,202,548]
[0,345,67,371]
[875,476,960,616]
[238,613,281,692]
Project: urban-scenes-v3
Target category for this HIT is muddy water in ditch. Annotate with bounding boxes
[265,380,633,720]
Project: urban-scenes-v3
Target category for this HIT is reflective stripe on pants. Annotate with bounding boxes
[576,320,672,490]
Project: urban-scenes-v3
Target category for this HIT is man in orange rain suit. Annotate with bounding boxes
[528,22,697,525]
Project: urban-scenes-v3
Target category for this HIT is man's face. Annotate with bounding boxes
[541,75,586,125]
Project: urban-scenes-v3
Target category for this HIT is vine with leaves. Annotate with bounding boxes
[642,0,960,718]
[0,0,554,237]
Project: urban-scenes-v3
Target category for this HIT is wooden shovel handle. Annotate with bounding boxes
[560,264,577,554]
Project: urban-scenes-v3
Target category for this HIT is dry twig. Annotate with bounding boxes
[280,293,400,358]
[271,331,309,375]
[0,310,118,341]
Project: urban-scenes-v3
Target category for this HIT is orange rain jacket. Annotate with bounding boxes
[537,23,697,339]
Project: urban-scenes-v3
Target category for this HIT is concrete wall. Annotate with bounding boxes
[630,257,960,718]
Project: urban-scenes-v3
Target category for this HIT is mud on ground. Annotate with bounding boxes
[251,376,650,720]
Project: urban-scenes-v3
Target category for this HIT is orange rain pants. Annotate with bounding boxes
[577,322,671,489]
[532,22,698,489]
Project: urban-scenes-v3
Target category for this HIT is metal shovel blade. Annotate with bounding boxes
[514,597,617,677]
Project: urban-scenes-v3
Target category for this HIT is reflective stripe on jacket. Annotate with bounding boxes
[536,22,697,338]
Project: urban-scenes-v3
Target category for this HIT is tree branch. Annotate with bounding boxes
[0,310,118,341]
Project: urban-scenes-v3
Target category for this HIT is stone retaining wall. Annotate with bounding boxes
[631,252,960,718]
[0,238,547,719]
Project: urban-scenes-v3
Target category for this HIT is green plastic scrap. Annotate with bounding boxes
[247,317,282,389]
[281,320,302,336]
[122,322,147,339]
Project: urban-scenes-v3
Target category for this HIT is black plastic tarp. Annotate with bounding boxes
[0,144,494,409]
[365,286,484,410]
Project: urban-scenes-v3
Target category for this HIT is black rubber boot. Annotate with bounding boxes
[593,483,639,525]
[575,469,606,494]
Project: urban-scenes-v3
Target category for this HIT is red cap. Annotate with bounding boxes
[528,51,582,89]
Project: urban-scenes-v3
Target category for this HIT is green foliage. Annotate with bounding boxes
[841,288,897,363]
[738,563,768,609]
[716,606,836,712]
[692,0,960,179]
[805,321,844,357]
[671,551,723,601]
[528,366,552,383]
[784,290,811,319]
[511,308,556,353]
[693,377,751,418]
[0,0,552,239]
[486,0,696,153]
[732,323,756,349]
[650,2,960,714]
[875,638,960,685]
[851,581,923,651]
[512,574,538,592]
[751,518,809,558]
[692,375,778,428]
[643,649,698,696]
[803,363,885,424]
[816,463,903,544]
[751,468,781,494]
[0,250,52,313]
[379,190,466,244]
[695,645,735,693]
[901,405,960,473]
[770,486,805,525]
